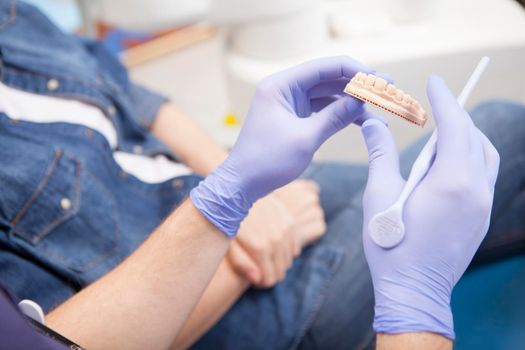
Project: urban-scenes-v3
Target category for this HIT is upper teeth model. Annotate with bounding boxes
[344,73,429,127]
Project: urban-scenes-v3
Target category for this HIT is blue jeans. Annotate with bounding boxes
[193,100,525,350]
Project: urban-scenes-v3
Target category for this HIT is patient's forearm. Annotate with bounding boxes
[172,259,250,350]
[152,103,228,176]
[376,333,452,350]
[47,200,229,350]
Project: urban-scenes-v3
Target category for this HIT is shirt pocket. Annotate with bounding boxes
[10,150,119,273]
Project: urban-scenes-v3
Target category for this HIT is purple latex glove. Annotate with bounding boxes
[361,76,500,339]
[191,57,373,237]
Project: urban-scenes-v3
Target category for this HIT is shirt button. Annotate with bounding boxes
[60,198,72,210]
[172,179,184,189]
[133,145,143,155]
[107,105,116,117]
[47,79,59,91]
[84,128,94,137]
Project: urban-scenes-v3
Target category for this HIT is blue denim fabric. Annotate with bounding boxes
[0,113,202,311]
[0,1,171,155]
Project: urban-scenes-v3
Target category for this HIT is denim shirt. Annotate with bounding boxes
[0,0,202,311]
[0,0,171,156]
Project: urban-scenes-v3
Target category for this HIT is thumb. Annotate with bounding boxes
[312,96,365,144]
[361,119,403,193]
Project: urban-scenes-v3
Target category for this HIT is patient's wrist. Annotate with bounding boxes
[223,258,252,288]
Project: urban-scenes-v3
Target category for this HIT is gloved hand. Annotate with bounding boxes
[361,76,500,339]
[191,57,373,237]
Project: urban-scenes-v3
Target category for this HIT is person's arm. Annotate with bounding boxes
[172,259,249,350]
[171,180,327,349]
[47,200,229,350]
[360,76,500,349]
[151,103,228,176]
[376,333,452,350]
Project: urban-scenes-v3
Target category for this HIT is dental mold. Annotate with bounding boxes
[344,72,429,127]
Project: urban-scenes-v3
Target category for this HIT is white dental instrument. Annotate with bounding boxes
[368,56,491,248]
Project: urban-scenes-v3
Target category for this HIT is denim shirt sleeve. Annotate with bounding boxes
[127,82,169,130]
[80,38,169,130]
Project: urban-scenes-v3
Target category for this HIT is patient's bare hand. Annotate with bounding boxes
[226,180,326,288]
[228,194,296,288]
[274,180,327,248]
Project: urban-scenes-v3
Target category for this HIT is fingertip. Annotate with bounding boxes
[427,75,445,96]
[361,117,389,136]
[361,119,389,155]
[426,75,466,128]
[428,74,445,86]
[361,118,399,171]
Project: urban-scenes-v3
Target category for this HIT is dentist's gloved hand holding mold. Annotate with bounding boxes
[191,55,499,347]
[361,76,499,340]
[191,57,373,237]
